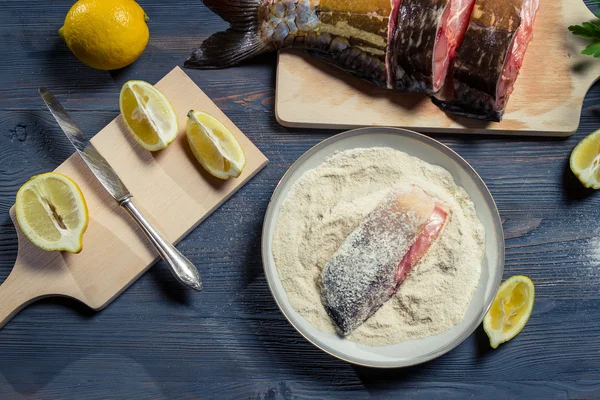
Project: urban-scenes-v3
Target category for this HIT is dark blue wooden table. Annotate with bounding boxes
[2,1,600,399]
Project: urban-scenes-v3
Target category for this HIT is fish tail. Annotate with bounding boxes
[185,0,271,69]
[202,0,263,27]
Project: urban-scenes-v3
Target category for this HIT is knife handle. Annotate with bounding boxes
[120,197,203,291]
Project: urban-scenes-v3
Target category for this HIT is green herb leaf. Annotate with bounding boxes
[582,42,600,58]
[570,0,600,57]
[569,22,600,41]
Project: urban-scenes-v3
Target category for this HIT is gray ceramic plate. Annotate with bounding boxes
[261,127,504,368]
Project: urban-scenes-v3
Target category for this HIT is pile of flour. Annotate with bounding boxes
[272,147,485,347]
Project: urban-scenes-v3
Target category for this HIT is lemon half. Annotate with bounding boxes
[15,173,89,253]
[186,110,246,180]
[120,80,179,151]
[570,128,600,189]
[484,275,535,349]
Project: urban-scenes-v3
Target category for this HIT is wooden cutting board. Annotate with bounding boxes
[0,67,268,329]
[275,0,600,136]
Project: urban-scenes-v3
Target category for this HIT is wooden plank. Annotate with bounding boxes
[1,0,600,398]
[275,0,600,136]
[0,67,268,328]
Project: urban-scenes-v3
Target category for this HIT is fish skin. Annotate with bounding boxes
[392,0,450,93]
[440,26,515,122]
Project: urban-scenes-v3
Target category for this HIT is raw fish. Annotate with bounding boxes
[320,185,449,335]
[185,0,538,121]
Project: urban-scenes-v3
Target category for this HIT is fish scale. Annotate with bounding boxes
[261,0,390,86]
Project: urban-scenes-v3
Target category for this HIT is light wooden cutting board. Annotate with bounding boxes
[0,67,268,329]
[276,0,600,136]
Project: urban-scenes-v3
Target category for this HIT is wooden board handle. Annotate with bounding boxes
[0,271,45,329]
[0,209,84,329]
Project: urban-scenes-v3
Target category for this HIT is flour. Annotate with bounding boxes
[272,147,485,346]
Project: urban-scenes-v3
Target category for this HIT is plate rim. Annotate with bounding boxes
[261,127,505,368]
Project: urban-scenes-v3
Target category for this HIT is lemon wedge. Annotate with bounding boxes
[119,80,178,151]
[15,172,89,253]
[186,110,246,180]
[484,275,534,349]
[570,128,600,189]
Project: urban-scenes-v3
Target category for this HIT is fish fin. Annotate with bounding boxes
[185,29,270,70]
[185,0,270,69]
[201,0,263,28]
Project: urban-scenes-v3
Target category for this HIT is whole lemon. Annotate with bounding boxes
[59,0,149,70]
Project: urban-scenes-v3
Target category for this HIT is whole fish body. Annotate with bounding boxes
[185,0,539,122]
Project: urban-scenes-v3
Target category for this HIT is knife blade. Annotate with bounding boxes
[39,87,202,291]
[39,88,131,203]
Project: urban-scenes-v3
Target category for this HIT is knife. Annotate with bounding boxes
[39,88,202,291]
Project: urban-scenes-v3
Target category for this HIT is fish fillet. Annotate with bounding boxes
[321,185,449,335]
[432,0,540,121]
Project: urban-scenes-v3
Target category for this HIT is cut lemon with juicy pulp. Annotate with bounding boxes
[484,275,534,349]
[186,110,246,180]
[119,80,178,151]
[15,173,89,253]
[570,128,600,189]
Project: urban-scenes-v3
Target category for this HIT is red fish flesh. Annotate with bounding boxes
[320,185,449,335]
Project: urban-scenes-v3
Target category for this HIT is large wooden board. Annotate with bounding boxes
[0,67,268,329]
[276,0,600,136]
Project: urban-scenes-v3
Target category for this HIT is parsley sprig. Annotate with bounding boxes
[569,2,600,58]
